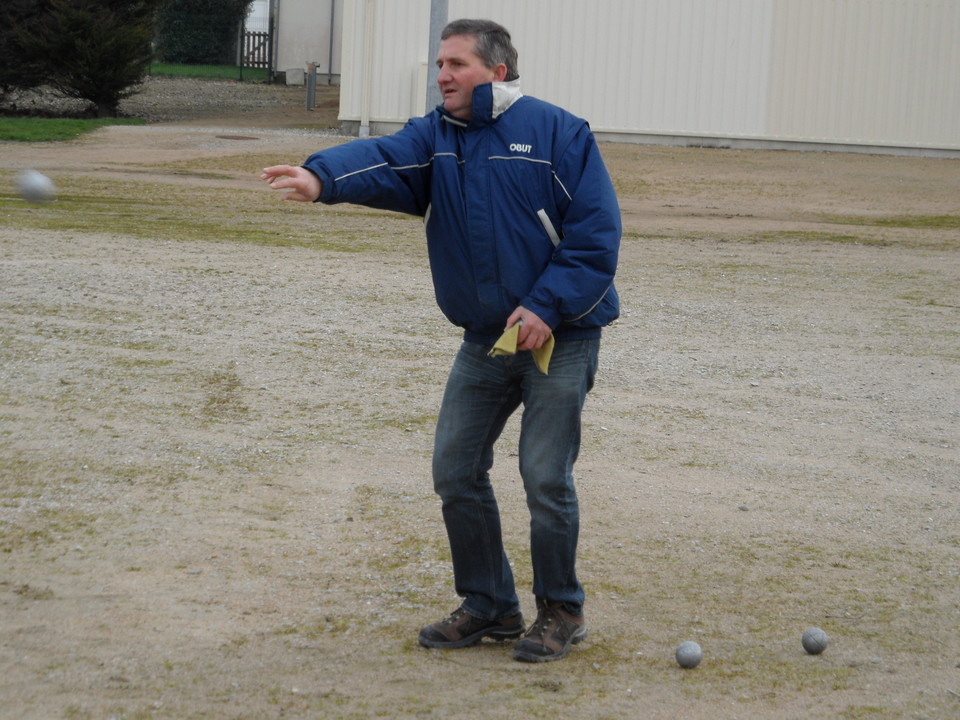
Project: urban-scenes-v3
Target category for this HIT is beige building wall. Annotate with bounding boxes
[274,0,343,82]
[338,0,432,127]
[335,0,960,154]
[767,0,960,150]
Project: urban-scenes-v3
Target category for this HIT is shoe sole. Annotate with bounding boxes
[513,626,588,663]
[418,625,525,650]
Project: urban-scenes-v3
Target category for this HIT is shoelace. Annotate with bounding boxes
[526,607,558,639]
[442,607,467,626]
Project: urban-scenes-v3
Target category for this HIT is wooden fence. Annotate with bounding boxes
[241,31,270,70]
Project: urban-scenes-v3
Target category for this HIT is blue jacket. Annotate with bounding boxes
[303,79,621,344]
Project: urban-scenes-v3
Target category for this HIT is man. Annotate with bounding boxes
[262,18,620,663]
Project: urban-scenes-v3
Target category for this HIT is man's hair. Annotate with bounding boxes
[441,19,519,81]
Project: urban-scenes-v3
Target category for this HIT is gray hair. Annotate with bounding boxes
[441,19,519,81]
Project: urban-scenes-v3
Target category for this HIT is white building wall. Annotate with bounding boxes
[339,0,431,125]
[274,0,343,81]
[482,0,775,138]
[767,0,960,150]
[337,0,960,153]
[246,0,270,32]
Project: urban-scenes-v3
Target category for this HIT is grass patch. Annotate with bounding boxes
[0,180,423,253]
[895,290,960,309]
[157,149,351,179]
[149,63,269,83]
[838,706,901,719]
[201,364,249,420]
[822,213,960,230]
[0,117,145,142]
[752,230,887,246]
[1,507,101,553]
[611,176,651,198]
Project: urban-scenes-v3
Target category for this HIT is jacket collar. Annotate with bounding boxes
[439,78,523,128]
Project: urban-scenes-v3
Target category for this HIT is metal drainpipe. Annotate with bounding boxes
[269,0,279,82]
[425,0,448,113]
[359,0,374,138]
[327,0,336,86]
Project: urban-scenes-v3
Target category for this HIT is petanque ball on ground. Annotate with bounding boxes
[16,169,57,204]
[802,627,829,654]
[675,640,703,668]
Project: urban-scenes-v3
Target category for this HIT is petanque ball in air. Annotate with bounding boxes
[16,169,57,204]
[675,640,703,668]
[802,627,829,655]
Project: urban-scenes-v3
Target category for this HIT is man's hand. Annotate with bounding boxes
[261,165,322,202]
[506,306,552,351]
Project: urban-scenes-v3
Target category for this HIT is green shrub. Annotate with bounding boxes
[0,0,47,100]
[155,0,254,65]
[8,0,158,118]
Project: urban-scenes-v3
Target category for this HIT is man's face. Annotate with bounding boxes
[436,34,505,120]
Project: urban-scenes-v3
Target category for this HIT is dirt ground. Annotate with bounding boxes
[1,79,958,719]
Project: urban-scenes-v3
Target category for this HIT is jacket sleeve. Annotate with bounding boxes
[302,116,435,217]
[520,124,621,329]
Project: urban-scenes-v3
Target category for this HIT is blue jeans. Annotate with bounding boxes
[431,338,600,620]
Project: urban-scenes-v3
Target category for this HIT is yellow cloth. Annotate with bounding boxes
[488,323,555,374]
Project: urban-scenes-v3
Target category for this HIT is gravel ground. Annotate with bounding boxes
[1,75,327,124]
[1,77,958,719]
